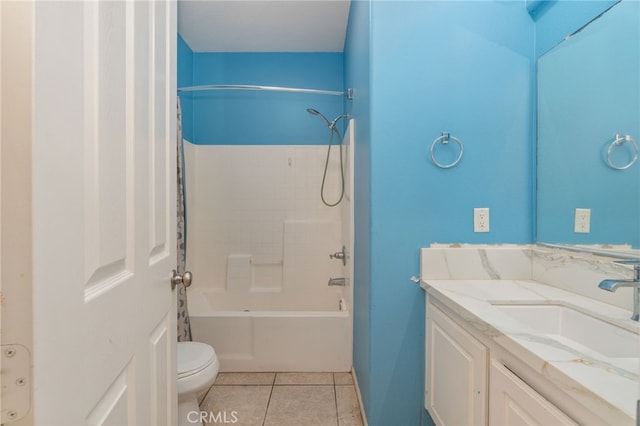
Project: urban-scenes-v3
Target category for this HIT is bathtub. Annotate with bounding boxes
[188,289,352,372]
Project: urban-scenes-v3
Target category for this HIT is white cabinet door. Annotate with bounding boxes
[489,360,577,425]
[31,1,177,424]
[426,300,488,426]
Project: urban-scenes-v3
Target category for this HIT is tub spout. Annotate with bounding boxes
[328,277,348,286]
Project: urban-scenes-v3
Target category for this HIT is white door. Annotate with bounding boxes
[31,1,177,425]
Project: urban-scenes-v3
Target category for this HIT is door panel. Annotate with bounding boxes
[426,301,488,426]
[86,363,135,426]
[489,360,577,425]
[150,314,172,425]
[83,0,131,299]
[31,1,177,424]
[149,0,170,263]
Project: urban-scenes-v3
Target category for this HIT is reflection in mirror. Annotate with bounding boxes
[537,0,640,255]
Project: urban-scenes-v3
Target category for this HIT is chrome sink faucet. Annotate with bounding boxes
[598,260,640,321]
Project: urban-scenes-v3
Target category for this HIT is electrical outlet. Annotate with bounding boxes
[474,208,490,233]
[575,208,591,233]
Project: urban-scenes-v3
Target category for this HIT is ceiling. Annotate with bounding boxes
[178,1,352,53]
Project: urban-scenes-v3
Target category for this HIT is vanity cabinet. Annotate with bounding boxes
[426,296,577,426]
[489,360,577,425]
[426,301,488,425]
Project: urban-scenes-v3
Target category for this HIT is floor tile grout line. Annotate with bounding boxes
[262,383,275,426]
[333,372,340,426]
[333,383,340,426]
[213,383,275,386]
[215,383,337,386]
[273,383,335,386]
[212,383,338,387]
[202,372,361,426]
[199,382,215,407]
[263,368,276,425]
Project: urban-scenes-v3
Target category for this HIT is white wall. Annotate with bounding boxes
[184,143,348,308]
[1,2,34,424]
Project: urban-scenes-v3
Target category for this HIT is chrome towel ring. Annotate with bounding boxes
[430,132,463,169]
[607,134,638,170]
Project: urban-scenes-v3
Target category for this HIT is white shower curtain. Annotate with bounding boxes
[177,97,192,342]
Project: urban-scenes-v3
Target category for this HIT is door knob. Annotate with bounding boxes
[171,270,193,290]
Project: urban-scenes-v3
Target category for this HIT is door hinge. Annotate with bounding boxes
[1,344,31,424]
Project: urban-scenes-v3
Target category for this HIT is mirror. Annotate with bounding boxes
[536,0,640,255]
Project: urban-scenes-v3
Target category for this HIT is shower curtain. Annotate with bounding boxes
[177,97,193,342]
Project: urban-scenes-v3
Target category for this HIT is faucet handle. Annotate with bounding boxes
[613,259,640,271]
[613,259,640,265]
[329,245,348,266]
[614,260,640,280]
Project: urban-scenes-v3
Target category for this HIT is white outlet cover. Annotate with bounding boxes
[474,208,490,233]
[574,208,591,233]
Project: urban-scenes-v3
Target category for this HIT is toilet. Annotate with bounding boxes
[177,342,220,426]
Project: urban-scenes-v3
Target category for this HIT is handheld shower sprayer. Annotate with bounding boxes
[306,108,331,128]
[306,108,349,130]
[306,107,349,207]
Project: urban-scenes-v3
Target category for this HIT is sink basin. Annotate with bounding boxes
[492,304,639,358]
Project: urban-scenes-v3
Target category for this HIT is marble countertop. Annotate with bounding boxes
[421,279,639,424]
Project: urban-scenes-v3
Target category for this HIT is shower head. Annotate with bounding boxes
[307,108,349,130]
[307,108,331,128]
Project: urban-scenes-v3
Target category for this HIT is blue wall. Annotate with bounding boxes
[346,1,535,425]
[532,0,619,56]
[344,0,372,422]
[178,34,194,142]
[536,0,639,246]
[179,1,626,424]
[179,52,344,145]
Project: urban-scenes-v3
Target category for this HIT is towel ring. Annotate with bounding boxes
[606,134,638,170]
[430,132,463,169]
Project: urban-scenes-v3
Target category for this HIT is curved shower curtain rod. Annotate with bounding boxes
[177,84,353,100]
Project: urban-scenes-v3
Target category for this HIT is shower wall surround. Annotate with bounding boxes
[176,43,349,300]
[184,142,344,301]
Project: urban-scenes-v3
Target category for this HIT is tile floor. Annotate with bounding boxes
[199,372,364,426]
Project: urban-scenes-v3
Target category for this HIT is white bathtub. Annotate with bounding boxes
[188,289,352,372]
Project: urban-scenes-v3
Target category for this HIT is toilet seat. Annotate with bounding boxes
[177,341,219,426]
[178,342,217,379]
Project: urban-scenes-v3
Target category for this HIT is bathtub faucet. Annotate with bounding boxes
[328,277,348,286]
[598,260,640,321]
[329,245,348,266]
